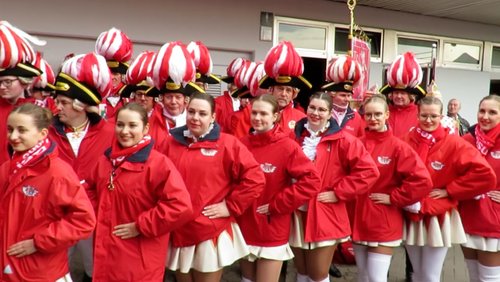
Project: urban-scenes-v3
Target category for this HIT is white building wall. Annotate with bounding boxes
[2,0,499,121]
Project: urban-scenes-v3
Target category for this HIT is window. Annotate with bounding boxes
[334,27,382,59]
[491,46,500,68]
[397,37,437,64]
[278,23,327,50]
[442,41,482,69]
[275,17,331,58]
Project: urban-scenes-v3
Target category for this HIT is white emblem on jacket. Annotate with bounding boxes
[260,163,277,173]
[22,185,39,197]
[3,264,12,274]
[491,151,500,159]
[200,149,218,156]
[430,161,445,171]
[377,156,391,165]
[288,120,296,129]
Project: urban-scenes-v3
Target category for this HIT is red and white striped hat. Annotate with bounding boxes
[380,52,426,98]
[248,62,266,97]
[119,51,159,98]
[95,27,133,74]
[322,55,362,93]
[221,57,249,84]
[0,21,44,77]
[32,52,55,91]
[232,61,267,99]
[150,41,204,95]
[259,41,311,91]
[54,52,112,105]
[187,41,221,84]
[232,60,254,98]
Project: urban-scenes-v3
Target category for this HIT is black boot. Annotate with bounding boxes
[82,273,92,282]
[405,249,413,282]
[329,264,342,278]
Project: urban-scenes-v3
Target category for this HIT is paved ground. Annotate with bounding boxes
[70,245,468,281]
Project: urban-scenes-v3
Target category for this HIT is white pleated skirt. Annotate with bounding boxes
[55,273,72,282]
[289,211,349,250]
[404,209,466,247]
[244,243,295,262]
[462,233,500,252]
[167,222,249,273]
[353,239,402,248]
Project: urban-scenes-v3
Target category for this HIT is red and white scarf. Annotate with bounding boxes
[10,138,51,175]
[412,125,447,162]
[109,135,152,167]
[475,123,500,156]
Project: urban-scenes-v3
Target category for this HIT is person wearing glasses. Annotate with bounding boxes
[0,21,43,165]
[353,94,432,282]
[402,96,496,282]
[379,52,434,281]
[291,92,379,282]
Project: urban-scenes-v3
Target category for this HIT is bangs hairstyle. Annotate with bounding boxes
[116,102,149,127]
[189,92,215,114]
[364,94,389,112]
[309,92,333,111]
[418,96,443,114]
[479,95,500,109]
[252,94,279,114]
[10,103,53,130]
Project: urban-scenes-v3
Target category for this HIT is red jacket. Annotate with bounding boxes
[238,126,321,246]
[334,107,365,138]
[229,104,252,139]
[49,113,114,204]
[279,103,306,136]
[460,127,500,237]
[88,143,192,281]
[294,118,380,242]
[147,103,169,151]
[215,91,237,133]
[0,98,34,165]
[102,95,125,121]
[34,97,58,115]
[388,103,418,138]
[403,130,496,220]
[353,129,432,242]
[162,124,265,247]
[0,145,96,282]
